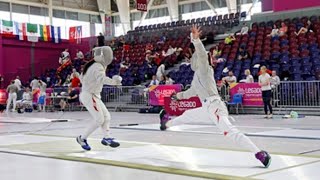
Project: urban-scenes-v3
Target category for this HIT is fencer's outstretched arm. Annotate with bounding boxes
[176,86,196,100]
[94,65,121,86]
[191,25,210,72]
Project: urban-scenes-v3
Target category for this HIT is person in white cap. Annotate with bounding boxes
[159,25,271,168]
[76,46,122,151]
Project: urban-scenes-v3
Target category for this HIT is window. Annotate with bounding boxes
[66,11,78,20]
[12,4,28,14]
[53,10,65,19]
[0,2,9,11]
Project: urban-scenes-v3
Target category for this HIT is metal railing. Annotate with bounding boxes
[275,81,320,107]
[101,86,150,110]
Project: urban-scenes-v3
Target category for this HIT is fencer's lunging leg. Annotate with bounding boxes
[207,100,260,153]
[166,107,209,128]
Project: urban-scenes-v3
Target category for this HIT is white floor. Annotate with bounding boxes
[0,111,320,179]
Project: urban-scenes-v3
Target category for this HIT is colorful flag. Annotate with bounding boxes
[51,26,61,43]
[69,26,76,43]
[27,23,38,42]
[76,26,82,44]
[14,22,26,40]
[1,20,14,37]
[39,25,51,41]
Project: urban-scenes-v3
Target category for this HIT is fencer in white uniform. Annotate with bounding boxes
[160,25,271,168]
[77,46,122,151]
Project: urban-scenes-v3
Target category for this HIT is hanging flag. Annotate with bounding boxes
[14,22,27,41]
[39,25,51,41]
[51,26,61,43]
[27,23,38,42]
[69,26,76,43]
[1,20,14,37]
[76,26,82,44]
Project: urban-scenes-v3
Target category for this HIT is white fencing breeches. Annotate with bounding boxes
[6,93,17,112]
[167,97,260,153]
[80,92,111,139]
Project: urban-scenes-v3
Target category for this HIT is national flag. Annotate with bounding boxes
[76,26,82,44]
[27,23,38,42]
[69,26,76,43]
[51,26,61,43]
[39,25,51,41]
[1,20,14,37]
[14,22,26,40]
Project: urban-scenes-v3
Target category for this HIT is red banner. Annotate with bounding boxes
[148,85,182,106]
[163,97,202,116]
[105,16,112,38]
[0,89,7,104]
[229,83,263,106]
[69,27,76,43]
[136,0,148,12]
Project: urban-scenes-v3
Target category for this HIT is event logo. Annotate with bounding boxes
[154,89,176,98]
[169,100,197,112]
[237,87,261,94]
[169,100,178,112]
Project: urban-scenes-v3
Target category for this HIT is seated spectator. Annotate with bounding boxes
[235,23,249,35]
[71,74,81,88]
[156,63,166,81]
[223,71,237,85]
[149,75,159,87]
[165,75,174,85]
[241,69,254,83]
[224,35,236,45]
[159,75,166,85]
[279,22,288,36]
[59,86,79,111]
[120,57,131,69]
[268,25,280,37]
[75,49,84,60]
[70,68,80,79]
[162,45,176,57]
[181,53,191,65]
[270,70,280,89]
[63,75,71,86]
[295,20,313,36]
[16,87,33,112]
[237,46,249,61]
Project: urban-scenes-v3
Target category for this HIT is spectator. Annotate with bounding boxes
[268,25,279,37]
[38,80,47,112]
[270,70,280,89]
[259,66,273,119]
[238,46,249,61]
[97,33,105,47]
[0,74,3,88]
[181,53,191,65]
[70,68,80,79]
[14,76,22,90]
[59,49,70,65]
[64,75,71,86]
[235,23,249,35]
[162,45,176,57]
[75,49,84,60]
[279,22,288,36]
[6,80,18,113]
[245,69,254,83]
[165,75,174,85]
[71,74,81,88]
[295,20,313,36]
[159,75,166,85]
[223,71,237,85]
[175,48,184,62]
[55,76,62,86]
[120,57,131,69]
[30,77,40,91]
[149,75,159,86]
[156,63,166,81]
[59,86,79,111]
[16,87,33,112]
[224,35,236,45]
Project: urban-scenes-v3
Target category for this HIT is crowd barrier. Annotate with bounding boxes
[275,81,320,107]
[1,81,319,110]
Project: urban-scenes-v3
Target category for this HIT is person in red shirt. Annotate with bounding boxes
[71,74,81,87]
